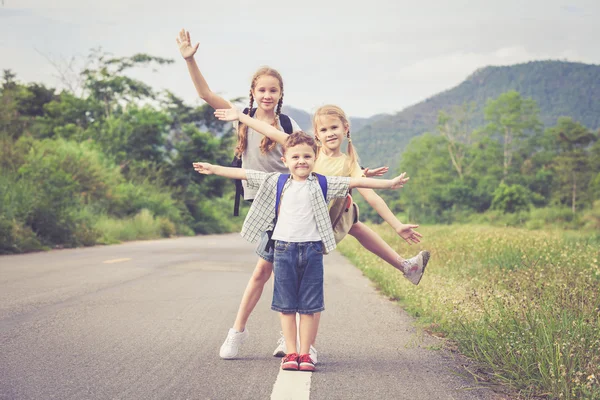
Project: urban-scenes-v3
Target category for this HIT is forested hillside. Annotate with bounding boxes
[351,60,600,171]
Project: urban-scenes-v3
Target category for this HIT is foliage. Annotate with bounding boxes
[352,60,600,173]
[339,224,600,399]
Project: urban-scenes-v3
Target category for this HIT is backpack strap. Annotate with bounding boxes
[278,114,293,134]
[232,108,255,216]
[313,173,328,202]
[265,173,290,252]
[275,173,290,218]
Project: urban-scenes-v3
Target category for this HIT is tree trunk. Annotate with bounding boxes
[572,171,577,213]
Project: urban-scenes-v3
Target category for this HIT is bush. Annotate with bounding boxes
[491,183,532,213]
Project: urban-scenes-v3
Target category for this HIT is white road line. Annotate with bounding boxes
[102,258,132,264]
[271,370,312,400]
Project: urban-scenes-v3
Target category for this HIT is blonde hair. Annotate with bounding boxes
[234,66,284,158]
[312,104,360,176]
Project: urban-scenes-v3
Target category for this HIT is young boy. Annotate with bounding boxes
[193,132,409,372]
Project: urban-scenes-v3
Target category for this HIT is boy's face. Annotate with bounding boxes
[282,143,316,180]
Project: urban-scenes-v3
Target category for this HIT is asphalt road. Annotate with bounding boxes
[0,234,507,400]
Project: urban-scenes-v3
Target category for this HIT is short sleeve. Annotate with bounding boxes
[350,161,363,178]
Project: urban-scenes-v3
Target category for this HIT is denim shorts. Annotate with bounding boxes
[255,230,274,263]
[271,240,325,315]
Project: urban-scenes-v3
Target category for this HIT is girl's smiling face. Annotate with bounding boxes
[315,115,348,155]
[252,75,281,112]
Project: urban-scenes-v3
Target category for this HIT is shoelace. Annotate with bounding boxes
[283,353,299,363]
[225,332,241,345]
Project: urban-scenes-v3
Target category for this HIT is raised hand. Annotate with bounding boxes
[176,29,199,60]
[396,223,422,245]
[389,172,409,189]
[363,166,389,177]
[214,104,240,121]
[192,162,214,175]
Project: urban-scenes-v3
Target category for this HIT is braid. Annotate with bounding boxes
[234,92,254,158]
[276,95,283,116]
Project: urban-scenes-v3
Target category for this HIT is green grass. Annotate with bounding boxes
[338,224,600,399]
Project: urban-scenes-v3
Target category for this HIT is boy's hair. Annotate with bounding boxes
[312,104,360,176]
[235,66,284,158]
[283,131,318,156]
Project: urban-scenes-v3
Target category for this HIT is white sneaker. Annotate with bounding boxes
[309,345,318,365]
[273,332,287,357]
[219,328,249,359]
[402,250,430,285]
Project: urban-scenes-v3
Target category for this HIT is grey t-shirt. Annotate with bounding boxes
[233,116,302,200]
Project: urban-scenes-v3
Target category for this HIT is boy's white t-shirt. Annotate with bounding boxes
[233,116,302,200]
[271,179,321,242]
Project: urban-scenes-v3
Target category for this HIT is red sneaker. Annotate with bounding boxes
[281,353,299,370]
[298,354,315,372]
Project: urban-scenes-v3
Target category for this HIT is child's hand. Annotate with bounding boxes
[176,29,199,60]
[363,166,389,177]
[389,172,409,189]
[192,162,214,175]
[396,224,422,245]
[214,104,241,122]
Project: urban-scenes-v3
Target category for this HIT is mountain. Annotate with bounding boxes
[282,106,375,133]
[350,60,600,171]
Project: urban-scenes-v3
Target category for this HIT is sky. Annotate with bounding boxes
[1,0,599,118]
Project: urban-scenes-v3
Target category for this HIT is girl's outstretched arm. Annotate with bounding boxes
[355,186,422,245]
[176,29,230,110]
[214,107,288,145]
[192,162,247,180]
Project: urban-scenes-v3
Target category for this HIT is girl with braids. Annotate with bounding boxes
[176,29,304,360]
[215,104,430,358]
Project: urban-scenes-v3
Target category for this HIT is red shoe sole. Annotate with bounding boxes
[299,365,315,372]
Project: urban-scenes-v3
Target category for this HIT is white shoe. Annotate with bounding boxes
[219,328,249,359]
[402,250,430,285]
[309,345,318,365]
[273,332,287,357]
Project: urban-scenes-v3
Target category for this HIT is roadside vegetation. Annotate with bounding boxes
[338,224,600,399]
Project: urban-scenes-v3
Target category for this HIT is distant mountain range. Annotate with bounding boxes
[286,60,600,171]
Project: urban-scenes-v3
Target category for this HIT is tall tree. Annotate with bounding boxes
[436,103,476,179]
[545,117,597,212]
[483,91,542,180]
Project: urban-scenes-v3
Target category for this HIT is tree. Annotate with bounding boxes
[545,117,598,212]
[436,103,476,179]
[483,91,542,180]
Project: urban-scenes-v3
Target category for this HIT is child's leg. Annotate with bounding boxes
[233,257,273,332]
[348,221,430,285]
[280,312,298,354]
[312,312,321,345]
[298,313,318,355]
[348,221,406,271]
[297,242,324,357]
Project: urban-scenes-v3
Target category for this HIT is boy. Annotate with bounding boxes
[193,132,409,372]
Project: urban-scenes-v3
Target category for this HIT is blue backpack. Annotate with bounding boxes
[232,108,294,216]
[263,173,328,251]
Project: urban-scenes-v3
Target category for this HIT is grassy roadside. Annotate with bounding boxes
[337,224,600,399]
